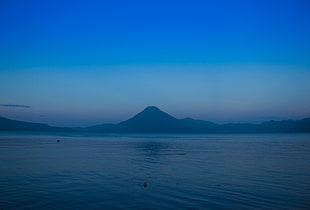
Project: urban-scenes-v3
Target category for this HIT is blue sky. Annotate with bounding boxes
[0,0,310,126]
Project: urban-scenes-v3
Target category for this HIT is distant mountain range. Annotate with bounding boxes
[0,117,71,132]
[1,106,310,133]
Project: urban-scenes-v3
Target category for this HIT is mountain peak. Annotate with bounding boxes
[116,106,178,132]
[136,106,175,120]
[143,106,161,112]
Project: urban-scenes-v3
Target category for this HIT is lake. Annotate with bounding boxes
[0,132,310,209]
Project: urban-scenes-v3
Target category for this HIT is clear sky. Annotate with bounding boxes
[1,0,310,126]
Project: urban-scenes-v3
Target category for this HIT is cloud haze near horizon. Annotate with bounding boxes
[0,0,309,126]
[0,104,31,108]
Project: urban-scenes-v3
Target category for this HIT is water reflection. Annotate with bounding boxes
[135,140,170,157]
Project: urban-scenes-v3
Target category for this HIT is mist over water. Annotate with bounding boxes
[1,133,310,209]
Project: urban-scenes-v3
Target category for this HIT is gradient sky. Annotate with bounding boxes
[1,0,310,126]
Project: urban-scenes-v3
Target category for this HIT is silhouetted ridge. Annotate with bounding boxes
[0,116,70,132]
[1,107,310,133]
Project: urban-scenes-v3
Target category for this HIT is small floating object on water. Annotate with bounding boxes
[215,184,221,187]
[57,140,60,143]
[176,153,187,155]
[143,182,147,188]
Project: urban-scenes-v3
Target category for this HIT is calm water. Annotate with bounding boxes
[0,132,310,209]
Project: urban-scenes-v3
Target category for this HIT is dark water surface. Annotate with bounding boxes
[0,132,310,209]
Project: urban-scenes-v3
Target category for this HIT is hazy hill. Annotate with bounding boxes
[0,117,71,132]
[1,106,310,133]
